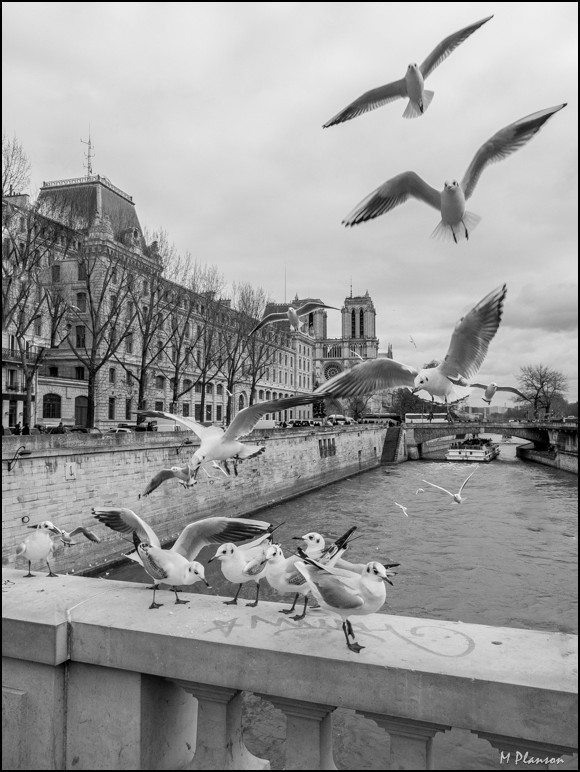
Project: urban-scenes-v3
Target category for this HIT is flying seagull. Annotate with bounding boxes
[55,525,102,547]
[422,469,477,504]
[342,103,567,242]
[323,15,493,125]
[314,285,506,408]
[141,394,321,495]
[469,382,527,404]
[249,301,340,336]
[394,502,409,517]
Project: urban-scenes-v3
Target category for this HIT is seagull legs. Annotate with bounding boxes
[343,619,364,653]
[224,584,243,605]
[46,561,58,577]
[149,584,163,610]
[280,593,299,615]
[462,219,469,240]
[172,587,189,605]
[246,582,260,608]
[291,596,309,621]
[24,561,34,578]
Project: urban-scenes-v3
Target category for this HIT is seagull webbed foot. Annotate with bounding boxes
[148,601,164,609]
[347,641,364,653]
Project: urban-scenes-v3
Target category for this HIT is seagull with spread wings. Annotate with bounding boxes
[422,469,477,504]
[342,104,567,242]
[141,394,321,495]
[249,301,339,336]
[323,15,492,125]
[315,285,507,410]
[469,382,527,405]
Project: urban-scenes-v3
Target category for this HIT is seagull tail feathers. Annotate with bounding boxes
[403,90,434,119]
[430,211,481,243]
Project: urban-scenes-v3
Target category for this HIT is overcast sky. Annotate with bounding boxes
[3,2,578,406]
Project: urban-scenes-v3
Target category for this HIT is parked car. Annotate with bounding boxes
[326,414,354,426]
[70,426,103,434]
[107,427,132,434]
[287,419,310,428]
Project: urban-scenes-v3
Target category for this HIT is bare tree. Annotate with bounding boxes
[2,131,31,196]
[235,284,279,405]
[517,364,569,418]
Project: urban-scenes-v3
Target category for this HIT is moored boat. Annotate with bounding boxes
[445,436,500,462]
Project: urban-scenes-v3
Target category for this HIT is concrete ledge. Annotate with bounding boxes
[2,568,577,751]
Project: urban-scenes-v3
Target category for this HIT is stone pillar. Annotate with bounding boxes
[259,694,337,770]
[475,731,577,770]
[172,680,269,770]
[358,712,451,770]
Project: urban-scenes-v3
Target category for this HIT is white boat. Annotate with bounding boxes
[445,437,500,462]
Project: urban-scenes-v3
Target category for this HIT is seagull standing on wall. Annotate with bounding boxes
[141,394,324,495]
[323,16,493,125]
[15,521,62,577]
[249,301,340,336]
[315,285,507,410]
[342,104,567,242]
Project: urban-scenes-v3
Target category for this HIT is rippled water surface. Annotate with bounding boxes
[104,440,578,769]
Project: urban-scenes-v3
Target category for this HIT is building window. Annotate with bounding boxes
[216,384,223,396]
[75,326,86,347]
[205,405,212,421]
[216,405,222,421]
[34,318,42,335]
[195,383,202,393]
[360,309,365,338]
[183,379,192,393]
[111,267,118,284]
[238,394,245,411]
[43,393,61,419]
[108,398,116,420]
[109,368,116,384]
[195,404,202,421]
[49,366,58,377]
[206,383,213,395]
[75,396,88,427]
[75,366,85,380]
[125,399,132,421]
[76,292,87,312]
[183,403,190,417]
[52,264,61,283]
[351,309,356,338]
[78,261,87,281]
[155,375,165,390]
[154,401,164,411]
[126,333,133,354]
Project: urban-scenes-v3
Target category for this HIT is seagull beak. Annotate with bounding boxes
[202,578,211,587]
[207,556,216,563]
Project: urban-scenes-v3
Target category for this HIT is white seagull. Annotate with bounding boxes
[295,557,393,653]
[141,394,321,495]
[422,468,477,504]
[394,502,409,517]
[323,15,492,125]
[469,381,527,405]
[207,525,283,607]
[137,542,210,609]
[92,507,273,606]
[15,521,62,577]
[342,104,567,242]
[55,525,102,547]
[249,301,340,336]
[315,285,507,408]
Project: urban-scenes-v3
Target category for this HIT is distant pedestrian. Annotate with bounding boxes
[55,422,65,434]
[21,423,30,435]
[13,422,21,435]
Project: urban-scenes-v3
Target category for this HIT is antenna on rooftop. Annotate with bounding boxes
[81,127,94,176]
[350,276,353,298]
[284,263,287,303]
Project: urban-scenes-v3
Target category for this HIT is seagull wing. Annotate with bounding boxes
[249,312,291,336]
[295,301,340,315]
[314,358,418,399]
[494,386,528,400]
[143,466,191,497]
[420,15,493,79]
[224,394,319,439]
[92,507,161,548]
[461,104,567,200]
[343,171,440,227]
[439,284,507,382]
[139,409,211,439]
[459,469,477,494]
[422,479,453,497]
[298,563,364,609]
[322,79,407,128]
[68,527,101,543]
[172,517,272,561]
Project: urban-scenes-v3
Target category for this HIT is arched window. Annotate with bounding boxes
[360,309,365,338]
[155,375,165,390]
[238,394,245,411]
[351,309,356,338]
[43,393,61,419]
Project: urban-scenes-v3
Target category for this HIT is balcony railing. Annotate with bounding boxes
[2,345,44,363]
[2,569,577,770]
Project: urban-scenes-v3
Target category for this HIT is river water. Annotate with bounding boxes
[102,439,578,770]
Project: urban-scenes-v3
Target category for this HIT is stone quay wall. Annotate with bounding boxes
[2,425,388,575]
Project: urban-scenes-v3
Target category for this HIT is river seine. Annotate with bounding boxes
[103,438,578,770]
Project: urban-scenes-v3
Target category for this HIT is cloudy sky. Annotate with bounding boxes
[3,2,578,405]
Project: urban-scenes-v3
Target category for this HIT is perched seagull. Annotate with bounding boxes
[207,525,283,606]
[92,507,273,603]
[422,468,477,504]
[323,15,492,125]
[469,382,527,405]
[55,525,102,547]
[249,301,340,336]
[15,521,62,577]
[262,526,359,620]
[394,502,409,517]
[137,542,210,609]
[295,557,393,653]
[315,285,507,409]
[342,104,567,242]
[141,394,322,495]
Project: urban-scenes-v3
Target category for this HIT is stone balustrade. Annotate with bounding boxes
[2,568,577,770]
